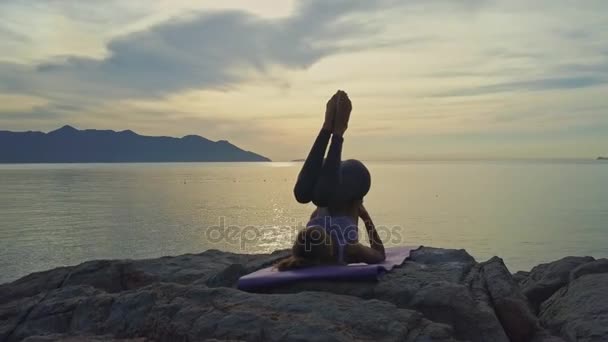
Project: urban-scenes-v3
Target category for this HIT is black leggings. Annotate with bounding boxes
[293,129,343,207]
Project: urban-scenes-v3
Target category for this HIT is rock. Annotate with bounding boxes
[518,256,595,311]
[540,272,608,342]
[22,335,146,342]
[0,246,604,341]
[480,257,538,342]
[0,249,290,302]
[516,257,608,342]
[531,331,568,342]
[570,259,608,282]
[0,294,45,341]
[252,247,509,342]
[408,247,476,265]
[0,266,72,305]
[6,284,460,342]
[512,271,530,285]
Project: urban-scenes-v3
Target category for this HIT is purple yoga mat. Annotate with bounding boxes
[237,246,417,291]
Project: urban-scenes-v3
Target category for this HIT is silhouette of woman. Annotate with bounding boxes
[277,91,385,270]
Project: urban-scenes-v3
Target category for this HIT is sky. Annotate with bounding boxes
[0,0,607,161]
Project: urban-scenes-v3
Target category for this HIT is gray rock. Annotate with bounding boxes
[531,331,568,342]
[0,266,72,305]
[408,247,476,265]
[0,249,290,304]
[22,335,147,342]
[255,247,509,342]
[570,259,608,282]
[0,246,603,341]
[6,284,460,342]
[540,272,608,342]
[512,271,530,285]
[480,257,538,342]
[518,256,595,311]
[515,257,608,342]
[0,294,45,341]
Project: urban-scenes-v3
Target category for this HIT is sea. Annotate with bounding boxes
[1,161,607,284]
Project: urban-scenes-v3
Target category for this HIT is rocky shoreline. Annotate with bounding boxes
[1,247,606,342]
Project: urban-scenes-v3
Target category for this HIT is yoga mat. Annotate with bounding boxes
[237,246,417,291]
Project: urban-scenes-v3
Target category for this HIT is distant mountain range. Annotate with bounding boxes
[0,125,270,163]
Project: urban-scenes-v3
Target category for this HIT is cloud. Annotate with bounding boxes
[0,24,29,42]
[0,94,48,113]
[0,0,389,102]
[433,76,607,97]
[0,103,68,131]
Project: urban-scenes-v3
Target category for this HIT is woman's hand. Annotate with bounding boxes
[334,90,352,137]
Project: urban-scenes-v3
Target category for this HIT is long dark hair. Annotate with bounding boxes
[276,226,335,271]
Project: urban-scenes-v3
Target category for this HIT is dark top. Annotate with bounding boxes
[293,129,343,207]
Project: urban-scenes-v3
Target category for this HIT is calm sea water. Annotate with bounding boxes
[1,161,607,283]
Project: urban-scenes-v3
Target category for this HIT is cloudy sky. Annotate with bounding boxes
[1,0,607,160]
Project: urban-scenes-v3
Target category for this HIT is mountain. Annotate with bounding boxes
[0,125,270,163]
[598,157,607,160]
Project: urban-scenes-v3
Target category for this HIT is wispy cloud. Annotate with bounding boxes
[0,0,390,101]
[0,24,29,42]
[433,76,607,97]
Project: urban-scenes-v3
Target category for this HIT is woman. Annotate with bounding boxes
[277,90,386,271]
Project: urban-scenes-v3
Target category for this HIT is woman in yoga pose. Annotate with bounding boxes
[277,91,386,271]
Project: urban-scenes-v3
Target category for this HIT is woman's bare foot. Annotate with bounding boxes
[323,91,340,131]
[334,90,352,136]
